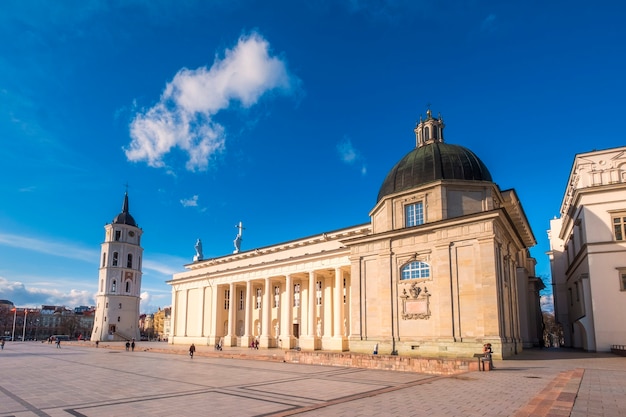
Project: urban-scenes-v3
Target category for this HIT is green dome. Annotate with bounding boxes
[377,141,493,202]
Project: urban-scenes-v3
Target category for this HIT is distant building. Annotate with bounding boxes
[153,307,171,341]
[168,111,542,359]
[548,146,626,351]
[91,192,143,342]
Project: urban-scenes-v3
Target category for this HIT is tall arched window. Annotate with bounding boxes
[112,252,119,266]
[112,280,117,292]
[102,252,106,267]
[401,261,430,280]
[125,281,130,293]
[424,126,430,140]
[127,253,133,268]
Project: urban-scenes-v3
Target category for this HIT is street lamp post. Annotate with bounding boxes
[11,308,17,341]
[22,309,28,341]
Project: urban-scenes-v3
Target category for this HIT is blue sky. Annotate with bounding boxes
[1,0,624,314]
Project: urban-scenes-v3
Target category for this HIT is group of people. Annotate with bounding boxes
[249,339,259,349]
[125,339,136,351]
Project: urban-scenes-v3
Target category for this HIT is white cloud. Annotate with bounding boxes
[0,276,94,308]
[541,294,554,313]
[180,195,199,207]
[0,232,98,263]
[125,32,298,172]
[337,136,367,175]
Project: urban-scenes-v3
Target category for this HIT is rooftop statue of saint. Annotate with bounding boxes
[233,221,244,254]
[194,238,203,262]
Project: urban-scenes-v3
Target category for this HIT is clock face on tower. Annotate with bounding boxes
[129,231,135,237]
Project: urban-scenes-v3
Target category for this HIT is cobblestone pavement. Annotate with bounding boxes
[0,342,624,416]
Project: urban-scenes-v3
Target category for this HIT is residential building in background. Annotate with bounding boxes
[91,192,143,342]
[0,304,94,341]
[168,112,542,359]
[548,146,626,352]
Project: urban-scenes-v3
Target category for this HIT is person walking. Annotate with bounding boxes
[125,341,130,351]
[189,343,196,359]
[56,338,61,348]
[1,339,5,350]
[131,339,135,352]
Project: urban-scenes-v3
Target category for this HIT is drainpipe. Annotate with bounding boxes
[390,241,398,355]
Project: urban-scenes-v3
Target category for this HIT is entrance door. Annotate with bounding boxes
[293,323,300,338]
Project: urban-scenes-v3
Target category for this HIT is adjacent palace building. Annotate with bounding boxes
[167,111,544,359]
[548,146,626,352]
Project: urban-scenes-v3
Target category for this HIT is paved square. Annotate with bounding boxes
[1,342,626,416]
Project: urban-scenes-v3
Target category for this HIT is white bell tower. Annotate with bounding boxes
[91,192,143,342]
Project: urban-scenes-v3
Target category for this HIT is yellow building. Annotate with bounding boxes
[168,111,541,359]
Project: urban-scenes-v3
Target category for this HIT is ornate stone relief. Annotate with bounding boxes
[400,282,431,320]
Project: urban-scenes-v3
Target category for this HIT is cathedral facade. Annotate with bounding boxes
[168,112,542,359]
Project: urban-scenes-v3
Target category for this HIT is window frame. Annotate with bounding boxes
[618,268,626,291]
[400,261,431,280]
[405,201,424,227]
[612,212,626,241]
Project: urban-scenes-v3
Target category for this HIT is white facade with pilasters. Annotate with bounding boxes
[168,226,365,351]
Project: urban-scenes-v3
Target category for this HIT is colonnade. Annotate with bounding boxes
[171,266,350,352]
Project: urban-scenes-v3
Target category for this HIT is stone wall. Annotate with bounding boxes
[284,351,478,375]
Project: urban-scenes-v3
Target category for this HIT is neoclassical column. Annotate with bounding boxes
[308,271,316,337]
[184,288,190,337]
[261,277,272,347]
[228,282,236,335]
[170,288,178,342]
[333,268,342,337]
[281,274,294,347]
[200,284,206,337]
[244,280,252,337]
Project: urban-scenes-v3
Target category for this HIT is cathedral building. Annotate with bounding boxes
[91,192,143,342]
[168,111,542,359]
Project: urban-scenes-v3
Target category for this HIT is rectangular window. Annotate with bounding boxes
[273,285,280,308]
[294,284,300,307]
[405,202,424,227]
[613,213,626,241]
[255,288,262,309]
[619,270,626,291]
[316,281,322,305]
[343,278,346,304]
[239,290,244,310]
[224,289,230,310]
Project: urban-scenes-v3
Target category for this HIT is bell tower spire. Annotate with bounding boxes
[91,191,143,342]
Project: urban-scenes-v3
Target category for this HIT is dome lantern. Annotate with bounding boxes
[377,111,492,202]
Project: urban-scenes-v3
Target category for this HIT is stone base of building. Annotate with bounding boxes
[348,338,522,360]
[284,350,477,375]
